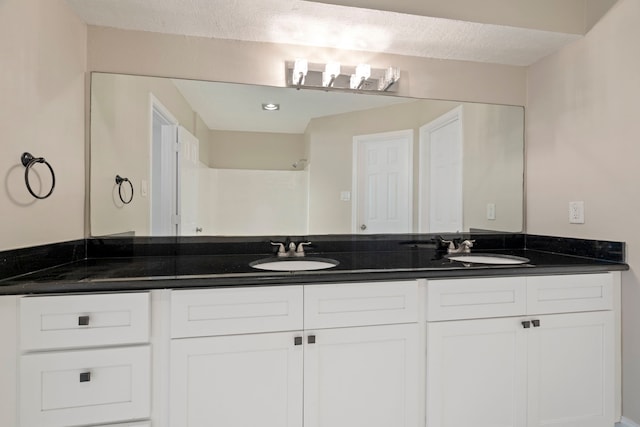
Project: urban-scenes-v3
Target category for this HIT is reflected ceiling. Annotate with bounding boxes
[171,79,414,134]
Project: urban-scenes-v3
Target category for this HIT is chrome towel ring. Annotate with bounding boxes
[115,175,134,204]
[21,152,55,200]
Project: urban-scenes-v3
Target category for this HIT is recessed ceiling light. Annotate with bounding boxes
[262,103,280,111]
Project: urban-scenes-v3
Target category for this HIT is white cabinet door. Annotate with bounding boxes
[527,311,615,427]
[170,332,303,427]
[304,323,419,427]
[426,317,528,427]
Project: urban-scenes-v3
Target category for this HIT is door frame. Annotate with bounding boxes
[418,105,463,233]
[351,129,414,234]
[149,94,179,236]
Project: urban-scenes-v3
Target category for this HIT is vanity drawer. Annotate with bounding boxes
[20,292,150,351]
[19,346,150,427]
[304,281,418,329]
[171,286,304,338]
[427,277,527,321]
[527,273,613,314]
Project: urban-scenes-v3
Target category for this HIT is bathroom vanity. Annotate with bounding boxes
[0,234,627,427]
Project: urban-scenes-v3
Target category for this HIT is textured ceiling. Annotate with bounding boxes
[66,0,581,66]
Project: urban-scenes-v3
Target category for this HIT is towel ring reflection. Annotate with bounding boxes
[21,152,55,200]
[115,175,134,204]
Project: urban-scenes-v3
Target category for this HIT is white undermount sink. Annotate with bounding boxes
[445,253,530,265]
[250,257,339,271]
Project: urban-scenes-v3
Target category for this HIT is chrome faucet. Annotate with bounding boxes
[271,240,312,257]
[439,238,475,254]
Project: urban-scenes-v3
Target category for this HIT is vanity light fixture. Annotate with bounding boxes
[379,67,400,91]
[292,58,308,90]
[350,64,371,90]
[322,62,341,88]
[262,103,280,111]
[286,59,399,93]
[292,158,308,168]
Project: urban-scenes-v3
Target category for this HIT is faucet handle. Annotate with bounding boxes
[436,236,454,249]
[459,239,475,253]
[270,241,286,256]
[296,241,312,255]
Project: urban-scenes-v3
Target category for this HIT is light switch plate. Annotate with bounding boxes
[487,203,496,220]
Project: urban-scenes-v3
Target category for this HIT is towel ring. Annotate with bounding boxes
[115,175,134,204]
[21,152,55,200]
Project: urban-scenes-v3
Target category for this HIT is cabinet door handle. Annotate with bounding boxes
[79,372,91,382]
[532,319,541,327]
[294,336,303,346]
[521,321,531,329]
[308,335,316,344]
[78,315,90,326]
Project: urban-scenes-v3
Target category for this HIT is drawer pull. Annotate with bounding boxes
[532,319,541,328]
[521,321,531,329]
[78,315,90,326]
[79,372,91,382]
[308,335,316,344]
[294,336,303,346]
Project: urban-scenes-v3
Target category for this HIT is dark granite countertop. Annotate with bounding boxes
[0,233,628,295]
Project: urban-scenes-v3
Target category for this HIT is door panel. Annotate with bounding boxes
[419,107,463,233]
[177,126,200,236]
[527,311,614,427]
[304,324,419,427]
[354,130,412,234]
[427,317,527,427]
[171,332,303,427]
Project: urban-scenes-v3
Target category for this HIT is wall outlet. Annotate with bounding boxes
[486,203,496,220]
[569,201,584,224]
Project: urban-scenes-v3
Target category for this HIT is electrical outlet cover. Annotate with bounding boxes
[569,201,585,224]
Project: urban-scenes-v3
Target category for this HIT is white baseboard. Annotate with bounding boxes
[619,416,640,427]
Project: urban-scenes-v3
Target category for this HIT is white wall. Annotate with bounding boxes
[0,0,86,251]
[526,0,639,422]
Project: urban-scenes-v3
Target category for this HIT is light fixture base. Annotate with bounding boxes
[286,61,400,93]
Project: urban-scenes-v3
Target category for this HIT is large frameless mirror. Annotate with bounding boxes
[90,72,524,237]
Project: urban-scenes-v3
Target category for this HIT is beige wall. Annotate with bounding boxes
[526,0,639,422]
[0,0,86,251]
[208,130,305,170]
[86,26,527,107]
[462,103,524,232]
[194,114,211,167]
[90,73,198,236]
